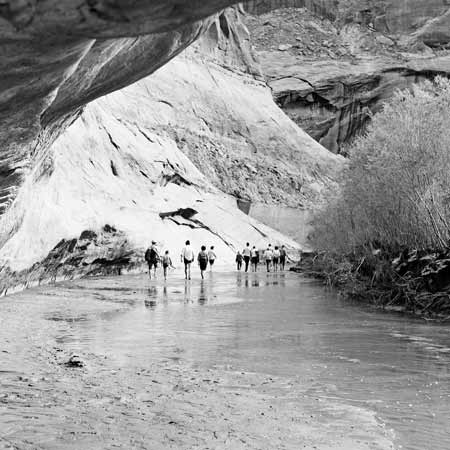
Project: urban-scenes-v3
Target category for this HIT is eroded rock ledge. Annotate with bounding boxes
[244,2,450,153]
[0,0,241,212]
[0,2,344,292]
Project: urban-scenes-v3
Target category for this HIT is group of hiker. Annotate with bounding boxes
[145,240,217,280]
[235,243,287,273]
[144,240,287,280]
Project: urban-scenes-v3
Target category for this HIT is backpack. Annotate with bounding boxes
[199,251,208,263]
[145,247,157,262]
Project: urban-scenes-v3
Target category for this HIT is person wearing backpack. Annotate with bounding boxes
[264,245,273,273]
[144,240,159,279]
[235,251,243,271]
[197,245,209,279]
[279,245,287,271]
[273,246,281,272]
[181,240,195,280]
[251,246,259,272]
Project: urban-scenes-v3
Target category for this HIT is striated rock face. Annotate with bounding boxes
[262,53,450,154]
[146,49,340,206]
[245,1,334,17]
[0,0,243,213]
[0,5,342,291]
[0,68,304,290]
[246,0,450,44]
[245,3,450,153]
[337,0,450,45]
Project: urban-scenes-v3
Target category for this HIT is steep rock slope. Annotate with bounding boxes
[0,81,300,292]
[0,7,342,291]
[144,49,341,207]
[245,2,450,153]
[247,0,450,43]
[0,0,242,214]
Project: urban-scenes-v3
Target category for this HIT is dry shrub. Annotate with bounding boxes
[311,77,450,254]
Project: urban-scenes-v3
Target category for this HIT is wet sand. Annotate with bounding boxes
[0,271,432,449]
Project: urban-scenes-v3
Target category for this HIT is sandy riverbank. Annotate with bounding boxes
[0,274,395,449]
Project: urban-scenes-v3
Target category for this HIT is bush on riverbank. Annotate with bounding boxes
[305,77,450,318]
[295,249,450,318]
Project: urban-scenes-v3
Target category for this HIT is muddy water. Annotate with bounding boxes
[1,271,449,449]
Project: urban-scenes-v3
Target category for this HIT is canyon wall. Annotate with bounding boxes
[245,1,450,153]
[0,4,341,292]
[246,0,450,43]
[0,0,244,215]
[245,1,336,18]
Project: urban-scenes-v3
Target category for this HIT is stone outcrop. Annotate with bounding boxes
[0,225,140,296]
[261,52,450,154]
[0,0,243,214]
[244,2,450,153]
[0,66,305,289]
[0,4,343,291]
[245,0,336,18]
[246,0,450,44]
[146,41,341,207]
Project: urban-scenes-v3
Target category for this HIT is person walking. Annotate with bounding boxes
[251,246,259,272]
[243,242,251,272]
[264,245,273,272]
[161,250,175,281]
[197,245,209,279]
[208,246,217,271]
[273,246,281,272]
[236,251,243,271]
[280,245,287,271]
[181,240,195,280]
[144,240,159,279]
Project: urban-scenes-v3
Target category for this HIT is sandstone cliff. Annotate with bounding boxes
[247,0,450,44]
[0,4,342,292]
[1,1,247,213]
[245,1,450,153]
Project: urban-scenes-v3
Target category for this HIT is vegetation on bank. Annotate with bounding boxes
[303,78,450,318]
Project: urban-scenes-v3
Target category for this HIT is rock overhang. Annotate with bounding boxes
[0,1,244,212]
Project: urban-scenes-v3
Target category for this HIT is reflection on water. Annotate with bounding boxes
[198,282,207,305]
[236,272,286,288]
[144,279,219,306]
[1,271,449,450]
[144,299,157,309]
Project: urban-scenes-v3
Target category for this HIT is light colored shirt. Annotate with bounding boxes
[181,246,194,262]
[273,249,280,258]
[264,249,273,260]
[242,247,251,257]
[251,249,258,258]
[208,250,216,261]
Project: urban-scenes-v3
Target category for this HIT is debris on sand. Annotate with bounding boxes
[65,354,85,368]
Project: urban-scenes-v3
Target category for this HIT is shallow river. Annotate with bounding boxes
[1,271,449,449]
